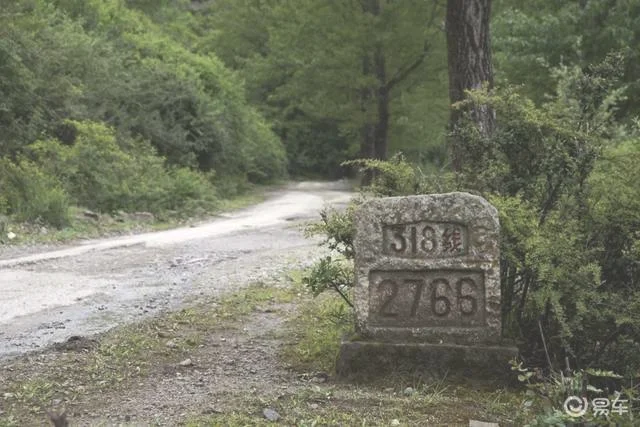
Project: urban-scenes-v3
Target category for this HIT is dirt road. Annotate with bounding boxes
[0,181,352,360]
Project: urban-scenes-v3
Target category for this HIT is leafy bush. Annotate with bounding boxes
[305,204,358,260]
[213,174,252,199]
[28,120,218,216]
[512,362,638,426]
[64,0,287,183]
[0,3,97,157]
[345,155,419,197]
[0,158,70,228]
[163,167,218,216]
[304,256,354,307]
[241,110,288,183]
[303,196,360,306]
[1,0,286,192]
[451,56,640,375]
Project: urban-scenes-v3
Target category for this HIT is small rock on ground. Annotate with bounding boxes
[469,420,500,427]
[263,408,280,422]
[403,387,415,396]
[178,358,193,367]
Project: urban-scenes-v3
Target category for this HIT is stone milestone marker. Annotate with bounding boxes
[336,192,518,379]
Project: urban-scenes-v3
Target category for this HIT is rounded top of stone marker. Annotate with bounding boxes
[356,192,499,230]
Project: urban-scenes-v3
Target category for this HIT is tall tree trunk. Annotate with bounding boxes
[374,45,389,161]
[360,55,376,161]
[360,43,389,185]
[446,0,495,172]
[359,0,386,185]
[360,51,377,185]
[359,0,432,184]
[367,1,391,163]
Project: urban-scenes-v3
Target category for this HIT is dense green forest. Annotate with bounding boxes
[0,0,452,230]
[0,0,288,227]
[1,0,640,387]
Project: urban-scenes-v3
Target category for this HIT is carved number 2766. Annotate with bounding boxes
[378,278,478,317]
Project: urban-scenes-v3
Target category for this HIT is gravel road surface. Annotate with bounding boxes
[0,181,352,360]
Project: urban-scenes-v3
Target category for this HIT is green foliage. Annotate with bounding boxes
[240,109,288,183]
[588,137,640,291]
[451,56,640,374]
[492,3,581,104]
[348,154,458,197]
[163,167,218,215]
[303,256,354,307]
[0,158,70,228]
[303,203,358,305]
[305,204,359,261]
[305,53,640,378]
[281,293,353,373]
[512,361,638,426]
[281,119,354,179]
[207,0,450,176]
[79,0,287,182]
[493,0,640,120]
[27,120,218,216]
[0,0,290,228]
[345,155,420,197]
[1,0,286,191]
[0,3,94,156]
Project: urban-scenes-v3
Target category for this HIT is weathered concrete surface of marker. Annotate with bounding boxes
[337,193,517,379]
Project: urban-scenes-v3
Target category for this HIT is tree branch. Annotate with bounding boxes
[384,0,441,91]
[385,42,429,91]
[331,282,354,308]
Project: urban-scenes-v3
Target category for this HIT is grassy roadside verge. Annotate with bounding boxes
[0,273,524,426]
[189,288,523,426]
[0,185,272,247]
[0,281,296,426]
